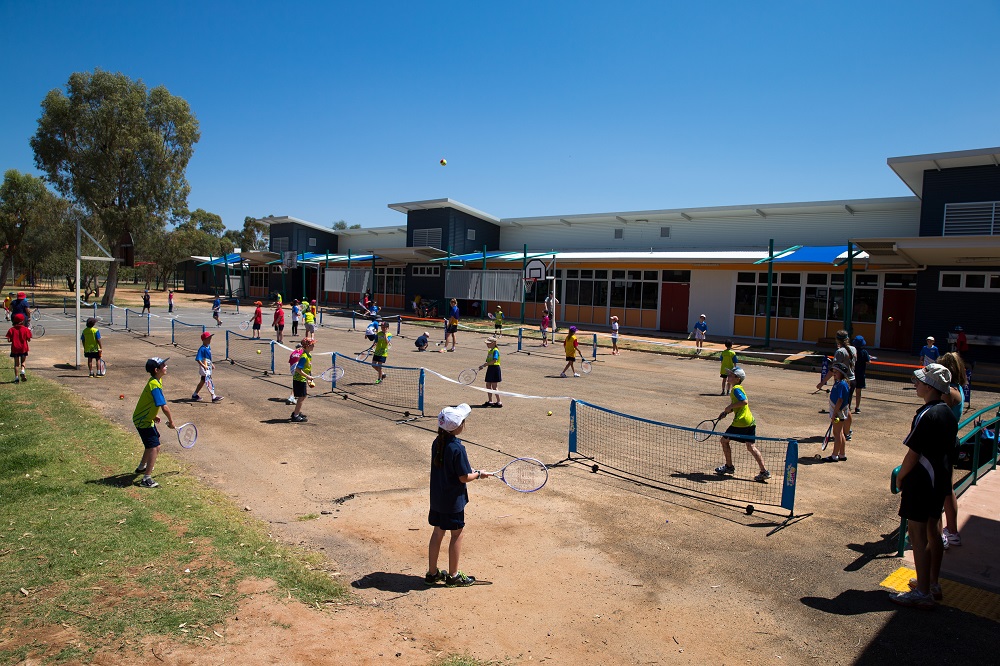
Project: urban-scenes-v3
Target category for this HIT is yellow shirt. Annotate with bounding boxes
[729,384,754,428]
[564,334,578,358]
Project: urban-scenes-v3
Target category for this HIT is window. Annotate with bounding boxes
[885,273,918,288]
[412,265,441,277]
[374,266,405,294]
[852,287,877,323]
[660,226,671,238]
[271,237,289,254]
[308,237,317,247]
[412,228,443,247]
[614,228,624,240]
[855,273,878,287]
[804,287,827,320]
[249,266,269,289]
[662,270,691,283]
[939,271,1000,292]
[467,229,475,241]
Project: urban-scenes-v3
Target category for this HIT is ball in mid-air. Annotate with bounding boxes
[439,158,447,166]
[256,349,262,354]
[888,316,893,322]
[547,411,552,416]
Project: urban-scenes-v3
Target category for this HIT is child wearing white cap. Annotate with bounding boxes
[425,404,492,588]
[692,314,708,354]
[919,336,940,367]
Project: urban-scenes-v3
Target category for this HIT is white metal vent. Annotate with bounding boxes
[943,202,999,236]
[412,228,443,247]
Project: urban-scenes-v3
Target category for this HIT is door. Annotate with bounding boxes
[659,282,690,333]
[880,289,916,351]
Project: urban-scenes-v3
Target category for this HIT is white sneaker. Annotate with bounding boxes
[943,528,962,546]
[573,373,580,377]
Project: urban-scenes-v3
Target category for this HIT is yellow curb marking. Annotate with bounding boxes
[881,567,1000,622]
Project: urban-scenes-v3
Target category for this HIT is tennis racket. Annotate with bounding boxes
[31,310,42,320]
[487,313,495,320]
[239,320,251,331]
[96,358,106,377]
[458,368,478,385]
[821,421,834,451]
[356,349,372,362]
[320,366,345,382]
[580,359,592,375]
[693,417,722,442]
[32,324,44,337]
[205,373,216,396]
[177,422,198,449]
[483,458,548,493]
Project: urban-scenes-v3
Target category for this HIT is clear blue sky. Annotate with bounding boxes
[2,1,999,232]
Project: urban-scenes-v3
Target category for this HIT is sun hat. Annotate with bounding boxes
[485,336,498,345]
[852,335,866,347]
[569,325,578,333]
[200,331,213,341]
[438,404,472,432]
[914,364,951,393]
[700,314,706,318]
[831,362,849,376]
[728,367,746,381]
[16,291,25,299]
[145,357,169,373]
[610,315,618,321]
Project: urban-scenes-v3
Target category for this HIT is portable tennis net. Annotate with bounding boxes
[325,351,424,415]
[569,399,799,517]
[171,319,206,351]
[225,330,275,373]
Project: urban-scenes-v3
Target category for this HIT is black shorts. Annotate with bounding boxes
[724,424,757,444]
[847,380,856,403]
[898,470,947,523]
[428,509,465,530]
[292,380,308,398]
[494,324,502,331]
[566,356,576,362]
[373,354,387,364]
[447,324,458,334]
[485,365,502,383]
[84,351,101,359]
[9,352,27,360]
[252,323,261,331]
[855,375,866,390]
[275,324,284,331]
[366,334,377,341]
[137,426,160,449]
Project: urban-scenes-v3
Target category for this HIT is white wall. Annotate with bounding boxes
[689,271,737,338]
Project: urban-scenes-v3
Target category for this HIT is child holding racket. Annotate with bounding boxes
[444,298,459,352]
[714,367,770,482]
[692,314,708,354]
[290,338,315,422]
[493,305,503,337]
[132,357,176,488]
[192,331,223,402]
[371,320,391,384]
[251,301,263,339]
[824,362,851,462]
[560,326,582,377]
[212,296,222,327]
[5,313,31,383]
[479,337,502,407]
[610,315,619,355]
[719,339,738,395]
[81,317,103,377]
[426,403,492,587]
[287,342,304,405]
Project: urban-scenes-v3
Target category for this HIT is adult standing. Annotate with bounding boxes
[544,292,559,341]
[890,364,957,608]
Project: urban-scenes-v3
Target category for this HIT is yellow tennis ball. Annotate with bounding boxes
[547,410,553,416]
[440,158,447,166]
[308,381,316,388]
[256,349,262,354]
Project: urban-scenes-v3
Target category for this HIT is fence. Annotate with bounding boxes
[445,269,522,303]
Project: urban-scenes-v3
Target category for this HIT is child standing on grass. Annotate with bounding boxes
[610,315,620,355]
[719,340,738,395]
[252,301,263,339]
[372,320,391,384]
[692,314,708,354]
[287,343,303,405]
[890,364,956,609]
[824,362,851,462]
[479,337,503,407]
[81,317,103,377]
[493,305,503,338]
[192,331,223,403]
[560,325,582,377]
[132,357,176,488]
[425,403,492,588]
[5,313,32,383]
[290,338,315,422]
[714,367,770,483]
[540,311,550,347]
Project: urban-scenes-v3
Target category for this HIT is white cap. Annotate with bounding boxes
[914,364,951,393]
[728,367,746,381]
[438,404,472,432]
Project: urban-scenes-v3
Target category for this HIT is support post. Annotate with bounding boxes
[520,244,527,324]
[844,240,854,335]
[764,239,774,348]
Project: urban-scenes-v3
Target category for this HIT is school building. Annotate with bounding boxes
[255,146,1000,361]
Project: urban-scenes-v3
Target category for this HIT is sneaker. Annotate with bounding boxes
[191,394,202,401]
[560,373,567,378]
[290,414,307,423]
[424,569,447,586]
[19,373,26,382]
[445,571,476,587]
[573,373,580,377]
[846,430,853,441]
[890,589,935,609]
[941,532,950,550]
[13,377,19,384]
[754,470,771,482]
[714,464,735,476]
[139,477,159,488]
[854,408,861,414]
[134,463,147,474]
[374,379,382,384]
[942,528,962,546]
[908,578,943,601]
[287,396,297,405]
[211,396,224,403]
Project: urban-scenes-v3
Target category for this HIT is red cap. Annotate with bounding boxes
[17,291,25,299]
[200,331,213,341]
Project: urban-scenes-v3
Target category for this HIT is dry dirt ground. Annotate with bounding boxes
[9,299,999,665]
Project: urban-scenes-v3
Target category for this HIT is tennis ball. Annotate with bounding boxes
[888,316,894,322]
[547,411,552,416]
[440,158,447,166]
[308,381,316,388]
[119,394,124,400]
[256,349,262,354]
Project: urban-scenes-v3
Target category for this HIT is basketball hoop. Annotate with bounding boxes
[523,278,537,294]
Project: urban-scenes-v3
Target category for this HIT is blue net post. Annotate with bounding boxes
[270,341,275,374]
[63,296,68,316]
[780,439,799,515]
[171,319,176,345]
[109,306,114,325]
[568,400,578,453]
[332,355,338,388]
[146,313,151,337]
[319,309,324,325]
[518,328,523,352]
[225,329,231,362]
[92,302,97,319]
[352,310,356,330]
[396,316,401,337]
[418,368,425,414]
[591,334,597,359]
[125,308,130,331]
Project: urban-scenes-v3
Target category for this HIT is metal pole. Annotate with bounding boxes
[764,239,774,348]
[74,215,81,368]
[323,252,329,306]
[224,253,232,298]
[301,253,306,301]
[844,240,854,335]
[481,244,487,318]
[371,253,376,306]
[520,244,527,324]
[551,254,558,338]
[347,249,352,309]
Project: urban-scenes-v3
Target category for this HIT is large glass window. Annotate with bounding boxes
[804,287,827,320]
[852,288,877,322]
[735,285,756,316]
[777,286,801,318]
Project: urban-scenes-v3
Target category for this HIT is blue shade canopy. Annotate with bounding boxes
[429,250,520,263]
[771,246,851,263]
[197,253,243,266]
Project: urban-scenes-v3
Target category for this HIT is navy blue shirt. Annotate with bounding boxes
[430,436,473,513]
[416,334,429,347]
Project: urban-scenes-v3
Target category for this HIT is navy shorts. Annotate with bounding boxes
[485,365,502,383]
[898,470,946,523]
[373,354,387,364]
[252,323,261,330]
[855,375,866,390]
[428,509,466,530]
[447,324,458,334]
[292,380,308,398]
[724,424,757,444]
[84,351,101,359]
[137,426,161,449]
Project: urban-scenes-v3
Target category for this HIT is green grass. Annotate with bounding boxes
[0,359,347,662]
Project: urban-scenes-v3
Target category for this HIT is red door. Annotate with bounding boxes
[659,282,690,333]
[880,289,916,351]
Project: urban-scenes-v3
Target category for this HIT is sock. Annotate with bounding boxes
[143,474,152,481]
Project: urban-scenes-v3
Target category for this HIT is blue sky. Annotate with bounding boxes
[2,1,999,231]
